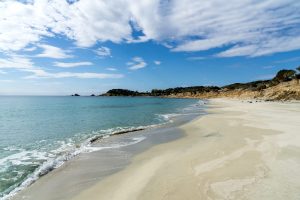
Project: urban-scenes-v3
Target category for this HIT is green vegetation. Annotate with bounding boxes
[100,67,300,97]
[103,89,146,96]
[150,86,220,96]
[222,80,270,91]
[273,69,296,82]
[296,66,300,80]
[102,87,220,97]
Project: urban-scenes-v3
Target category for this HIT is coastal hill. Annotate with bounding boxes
[101,68,300,101]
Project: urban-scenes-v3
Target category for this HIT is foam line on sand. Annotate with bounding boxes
[72,99,300,200]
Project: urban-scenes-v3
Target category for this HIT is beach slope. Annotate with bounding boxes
[73,99,300,200]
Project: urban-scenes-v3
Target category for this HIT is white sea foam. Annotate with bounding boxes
[85,136,146,152]
[158,113,181,122]
[157,100,206,123]
[2,100,205,200]
[2,126,151,200]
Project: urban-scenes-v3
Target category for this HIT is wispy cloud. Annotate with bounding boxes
[106,67,117,71]
[170,1,300,57]
[23,46,37,52]
[274,56,300,64]
[0,79,14,83]
[1,0,299,57]
[187,56,205,61]
[0,69,7,74]
[36,44,72,59]
[95,46,111,57]
[0,55,123,79]
[154,60,161,65]
[127,57,147,70]
[0,55,35,70]
[54,61,93,68]
[25,69,124,79]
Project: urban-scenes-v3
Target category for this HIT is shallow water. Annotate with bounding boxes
[0,96,204,199]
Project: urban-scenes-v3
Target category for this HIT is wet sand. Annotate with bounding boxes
[14,99,300,200]
[72,99,300,200]
[12,114,194,200]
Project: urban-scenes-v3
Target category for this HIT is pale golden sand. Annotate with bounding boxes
[72,99,300,200]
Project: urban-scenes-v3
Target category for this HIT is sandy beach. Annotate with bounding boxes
[3,1,300,199]
[72,99,300,200]
[13,99,300,200]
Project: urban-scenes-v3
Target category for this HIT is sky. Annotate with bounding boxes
[0,0,300,95]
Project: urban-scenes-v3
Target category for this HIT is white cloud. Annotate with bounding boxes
[25,70,124,79]
[23,46,37,52]
[127,57,147,70]
[168,0,300,57]
[154,60,161,65]
[0,79,14,83]
[0,55,123,79]
[0,1,131,51]
[0,69,7,74]
[1,0,300,57]
[36,44,72,59]
[0,55,35,70]
[216,36,300,57]
[275,56,300,64]
[95,46,111,57]
[54,61,93,68]
[187,56,205,61]
[173,37,234,52]
[0,1,52,51]
[106,67,117,71]
[216,45,258,58]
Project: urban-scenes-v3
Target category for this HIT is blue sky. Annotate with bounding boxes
[0,0,300,95]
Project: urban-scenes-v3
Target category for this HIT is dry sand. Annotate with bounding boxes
[72,99,300,200]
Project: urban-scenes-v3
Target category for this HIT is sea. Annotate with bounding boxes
[0,96,205,199]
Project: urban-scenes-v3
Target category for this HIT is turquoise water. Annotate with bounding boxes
[0,96,203,198]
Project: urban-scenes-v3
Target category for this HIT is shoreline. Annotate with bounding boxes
[11,104,203,200]
[12,99,300,200]
[3,97,205,200]
[72,99,300,200]
[5,125,170,200]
